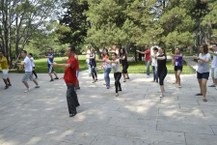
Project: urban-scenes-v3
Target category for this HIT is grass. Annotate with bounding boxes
[33,55,88,73]
[128,61,195,74]
[3,55,195,74]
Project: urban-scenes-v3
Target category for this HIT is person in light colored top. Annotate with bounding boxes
[110,53,122,96]
[97,48,111,89]
[151,47,158,83]
[86,46,91,76]
[18,50,40,93]
[208,44,217,89]
[193,44,211,102]
[28,53,38,79]
[171,48,183,88]
[0,51,12,89]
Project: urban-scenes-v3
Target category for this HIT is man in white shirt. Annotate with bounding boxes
[19,50,40,93]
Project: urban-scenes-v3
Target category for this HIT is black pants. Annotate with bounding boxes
[91,66,97,80]
[114,72,122,93]
[158,68,167,86]
[32,67,38,78]
[66,85,79,114]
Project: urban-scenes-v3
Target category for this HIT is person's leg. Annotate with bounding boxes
[7,77,11,86]
[114,73,118,93]
[71,85,80,107]
[104,68,111,88]
[177,70,182,87]
[214,68,217,89]
[117,72,122,91]
[146,61,151,76]
[155,66,158,83]
[53,71,59,79]
[22,73,30,92]
[198,79,202,94]
[48,64,54,81]
[32,67,38,78]
[152,66,155,81]
[201,78,208,101]
[66,85,77,116]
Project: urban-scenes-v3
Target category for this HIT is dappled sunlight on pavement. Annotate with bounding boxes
[0,72,217,145]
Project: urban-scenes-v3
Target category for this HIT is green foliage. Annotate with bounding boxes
[57,0,89,48]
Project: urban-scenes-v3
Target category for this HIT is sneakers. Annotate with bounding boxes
[50,79,54,82]
[4,85,9,89]
[35,85,40,88]
[160,94,164,98]
[54,77,59,80]
[208,84,215,87]
[24,88,30,93]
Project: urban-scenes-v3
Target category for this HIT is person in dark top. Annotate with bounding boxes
[45,48,59,82]
[89,48,98,83]
[119,48,129,82]
[172,48,183,88]
[156,47,167,98]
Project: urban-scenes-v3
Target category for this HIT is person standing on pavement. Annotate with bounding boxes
[208,44,217,89]
[97,48,111,89]
[156,47,167,98]
[28,53,38,79]
[193,44,211,102]
[53,47,80,117]
[18,50,40,93]
[45,48,59,82]
[89,48,98,83]
[110,53,122,96]
[136,45,151,77]
[151,47,158,83]
[0,51,12,89]
[119,48,129,82]
[171,48,183,88]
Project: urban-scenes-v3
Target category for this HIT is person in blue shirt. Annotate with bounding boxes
[45,48,59,81]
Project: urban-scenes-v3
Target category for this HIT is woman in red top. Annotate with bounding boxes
[54,47,80,117]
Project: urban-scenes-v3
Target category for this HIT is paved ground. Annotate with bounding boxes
[0,71,217,145]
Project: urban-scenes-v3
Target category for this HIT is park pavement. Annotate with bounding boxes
[0,71,217,145]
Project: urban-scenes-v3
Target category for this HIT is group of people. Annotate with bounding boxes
[85,46,129,96]
[1,43,217,118]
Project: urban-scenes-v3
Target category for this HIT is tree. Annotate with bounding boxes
[0,0,58,65]
[57,0,90,48]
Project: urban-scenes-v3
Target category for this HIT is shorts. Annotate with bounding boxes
[22,72,34,82]
[174,66,183,71]
[197,72,209,80]
[2,69,9,79]
[211,68,217,79]
[48,64,54,73]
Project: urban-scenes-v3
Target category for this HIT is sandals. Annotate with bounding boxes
[195,93,202,96]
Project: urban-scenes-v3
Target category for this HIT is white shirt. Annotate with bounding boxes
[23,56,32,72]
[30,57,35,67]
[212,51,217,68]
[151,54,158,67]
[112,59,120,73]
